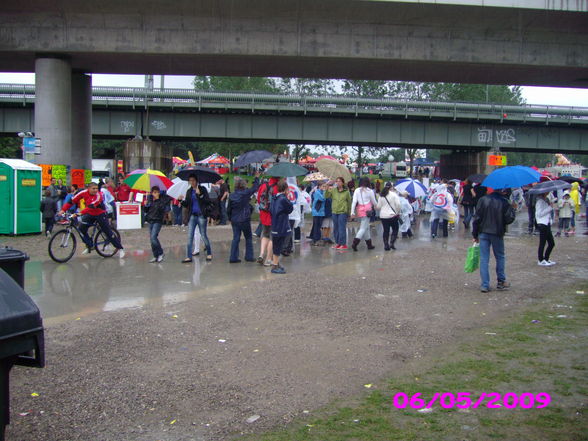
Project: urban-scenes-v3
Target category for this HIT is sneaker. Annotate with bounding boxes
[293,239,301,244]
[192,251,200,256]
[496,281,511,291]
[538,260,550,266]
[118,249,126,259]
[264,260,272,267]
[82,247,92,255]
[338,245,349,250]
[256,256,264,265]
[480,287,490,293]
[229,259,242,263]
[546,260,557,266]
[331,244,340,249]
[431,234,436,239]
[271,266,286,274]
[157,254,164,263]
[149,257,157,263]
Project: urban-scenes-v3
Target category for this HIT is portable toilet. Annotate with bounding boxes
[0,159,42,235]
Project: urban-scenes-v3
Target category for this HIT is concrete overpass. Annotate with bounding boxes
[2,84,587,154]
[1,0,586,169]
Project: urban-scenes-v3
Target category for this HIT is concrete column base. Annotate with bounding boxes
[439,150,487,180]
[123,140,172,175]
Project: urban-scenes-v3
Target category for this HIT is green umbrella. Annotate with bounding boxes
[264,162,308,177]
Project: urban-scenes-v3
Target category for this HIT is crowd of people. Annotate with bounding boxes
[41,170,588,289]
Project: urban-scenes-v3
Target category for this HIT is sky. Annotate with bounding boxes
[1,73,588,107]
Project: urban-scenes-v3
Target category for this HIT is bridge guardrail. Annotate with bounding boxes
[0,84,587,125]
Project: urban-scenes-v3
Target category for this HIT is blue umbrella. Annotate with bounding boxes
[394,178,428,198]
[233,150,274,169]
[482,166,541,189]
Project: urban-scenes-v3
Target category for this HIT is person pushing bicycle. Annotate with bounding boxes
[59,182,125,258]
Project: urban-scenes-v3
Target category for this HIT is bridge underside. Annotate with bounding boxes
[2,107,586,153]
[1,0,587,88]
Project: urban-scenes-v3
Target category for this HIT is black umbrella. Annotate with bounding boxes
[233,150,274,169]
[528,180,571,194]
[176,166,222,184]
[558,175,584,185]
[466,173,487,184]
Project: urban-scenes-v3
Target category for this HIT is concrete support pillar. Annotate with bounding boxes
[34,58,72,166]
[70,73,92,170]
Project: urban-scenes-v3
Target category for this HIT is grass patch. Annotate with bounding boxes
[239,283,588,441]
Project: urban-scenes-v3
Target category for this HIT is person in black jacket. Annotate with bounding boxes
[269,180,294,274]
[145,186,170,263]
[178,174,213,262]
[227,174,260,263]
[472,189,516,293]
[40,189,58,236]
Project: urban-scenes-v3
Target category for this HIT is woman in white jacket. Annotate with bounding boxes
[350,177,377,251]
[399,191,414,238]
[376,183,402,250]
[535,192,556,266]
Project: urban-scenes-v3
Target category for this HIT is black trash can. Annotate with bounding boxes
[0,268,44,441]
[0,248,29,289]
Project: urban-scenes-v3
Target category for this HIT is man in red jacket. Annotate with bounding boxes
[59,182,125,258]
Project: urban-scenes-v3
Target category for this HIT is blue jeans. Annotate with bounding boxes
[148,222,163,257]
[219,200,227,225]
[79,213,123,250]
[187,214,211,258]
[479,233,506,290]
[332,213,348,245]
[463,204,474,227]
[172,205,182,225]
[310,216,324,242]
[230,221,253,261]
[431,218,448,237]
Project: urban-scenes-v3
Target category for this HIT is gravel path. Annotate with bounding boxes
[3,220,587,441]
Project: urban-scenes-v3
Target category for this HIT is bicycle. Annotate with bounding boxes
[48,215,122,263]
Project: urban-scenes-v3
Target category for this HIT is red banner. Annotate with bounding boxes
[119,204,140,215]
[71,169,86,188]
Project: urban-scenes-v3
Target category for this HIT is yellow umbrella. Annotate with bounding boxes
[316,159,352,182]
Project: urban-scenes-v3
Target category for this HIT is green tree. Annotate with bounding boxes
[341,79,389,97]
[92,139,124,159]
[0,137,21,158]
[279,78,335,96]
[193,76,278,93]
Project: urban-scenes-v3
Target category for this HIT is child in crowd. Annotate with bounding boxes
[556,191,574,237]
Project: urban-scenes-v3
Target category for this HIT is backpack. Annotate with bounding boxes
[258,183,275,212]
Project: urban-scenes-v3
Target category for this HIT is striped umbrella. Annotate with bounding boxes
[124,169,174,192]
[394,178,428,198]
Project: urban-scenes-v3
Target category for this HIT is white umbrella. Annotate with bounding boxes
[394,179,428,198]
[167,177,190,200]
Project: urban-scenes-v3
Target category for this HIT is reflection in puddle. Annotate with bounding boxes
[25,215,540,322]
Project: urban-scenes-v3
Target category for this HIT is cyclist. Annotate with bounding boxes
[59,182,125,258]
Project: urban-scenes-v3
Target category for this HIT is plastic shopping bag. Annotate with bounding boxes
[464,244,480,273]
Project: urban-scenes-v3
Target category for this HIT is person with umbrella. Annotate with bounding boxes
[178,174,213,262]
[535,191,556,266]
[324,177,352,250]
[269,180,294,274]
[472,189,516,293]
[144,186,171,263]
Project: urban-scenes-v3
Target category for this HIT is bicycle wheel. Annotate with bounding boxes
[94,227,121,258]
[48,229,77,263]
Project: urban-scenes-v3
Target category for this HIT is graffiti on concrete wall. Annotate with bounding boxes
[477,127,516,144]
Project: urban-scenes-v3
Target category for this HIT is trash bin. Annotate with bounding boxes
[0,248,29,289]
[0,268,44,441]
